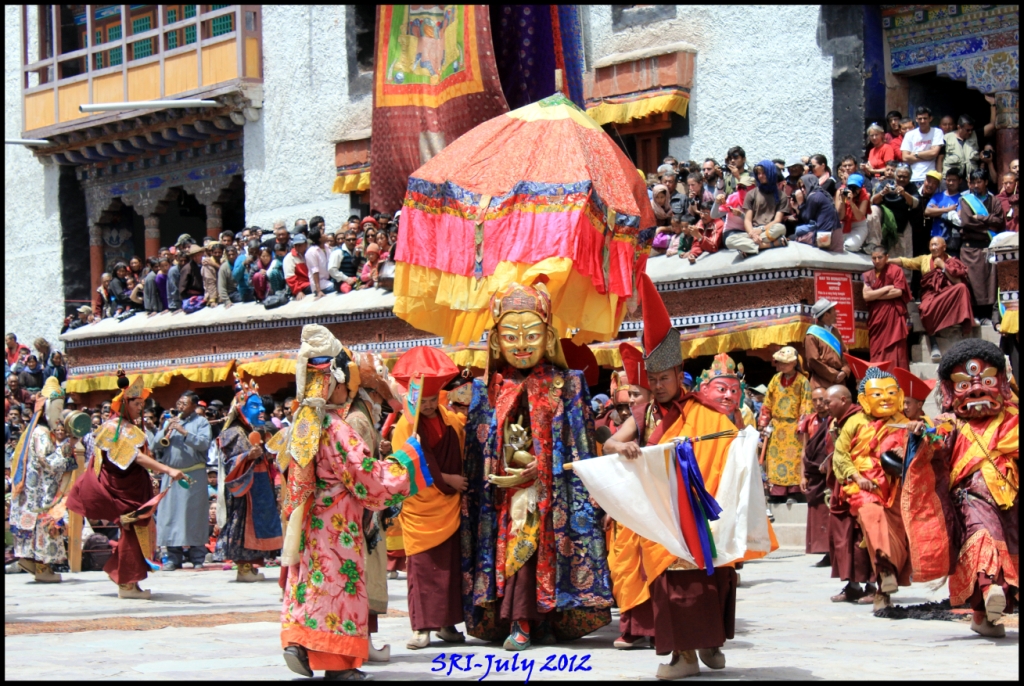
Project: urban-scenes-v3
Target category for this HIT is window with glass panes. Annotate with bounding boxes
[211,7,233,37]
[108,24,123,66]
[184,5,197,44]
[132,16,152,59]
[166,8,178,48]
[94,30,104,68]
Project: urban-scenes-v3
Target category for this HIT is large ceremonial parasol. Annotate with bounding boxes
[393,92,656,344]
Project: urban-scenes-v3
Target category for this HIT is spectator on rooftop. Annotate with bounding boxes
[218,245,240,306]
[808,154,837,197]
[128,256,144,282]
[742,161,788,252]
[202,243,224,307]
[153,257,170,311]
[219,230,235,248]
[884,110,903,144]
[871,163,920,261]
[250,246,275,302]
[329,231,361,294]
[942,114,981,178]
[901,106,943,185]
[232,239,261,303]
[127,274,145,310]
[723,146,748,196]
[305,228,335,298]
[166,253,182,312]
[267,243,288,296]
[143,257,162,314]
[32,338,52,368]
[792,173,842,251]
[179,244,206,300]
[925,167,965,252]
[359,243,384,288]
[293,218,309,236]
[836,155,858,185]
[680,202,724,264]
[43,351,67,386]
[284,233,311,300]
[938,114,956,135]
[310,215,325,234]
[17,356,44,393]
[835,173,870,253]
[862,123,895,179]
[97,272,114,317]
[68,305,93,330]
[651,184,672,227]
[701,158,723,197]
[6,375,34,412]
[108,262,133,311]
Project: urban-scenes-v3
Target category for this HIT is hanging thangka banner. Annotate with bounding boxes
[370,5,509,214]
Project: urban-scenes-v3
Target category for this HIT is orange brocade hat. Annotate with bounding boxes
[110,371,151,415]
[392,346,460,397]
[892,366,935,402]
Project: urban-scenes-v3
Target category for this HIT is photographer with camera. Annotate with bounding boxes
[871,164,920,260]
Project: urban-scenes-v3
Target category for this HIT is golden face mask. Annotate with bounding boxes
[492,311,554,370]
[858,377,904,419]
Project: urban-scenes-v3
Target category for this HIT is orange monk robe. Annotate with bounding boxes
[611,398,778,612]
[393,406,466,556]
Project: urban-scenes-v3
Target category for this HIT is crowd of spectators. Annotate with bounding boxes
[645,104,1017,325]
[65,212,401,331]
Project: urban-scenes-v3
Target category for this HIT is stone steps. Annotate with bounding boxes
[768,501,807,548]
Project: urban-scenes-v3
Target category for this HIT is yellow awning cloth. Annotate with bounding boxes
[585,87,689,126]
[677,319,869,360]
[1000,309,1018,335]
[332,169,371,194]
[237,353,299,378]
[65,359,235,395]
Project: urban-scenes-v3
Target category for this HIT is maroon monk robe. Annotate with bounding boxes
[827,406,874,585]
[651,567,737,655]
[406,414,464,632]
[615,400,687,641]
[801,413,831,554]
[66,454,154,586]
[863,264,911,369]
[919,257,974,336]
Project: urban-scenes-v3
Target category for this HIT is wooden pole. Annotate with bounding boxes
[67,443,87,572]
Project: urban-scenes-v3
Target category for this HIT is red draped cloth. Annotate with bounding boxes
[863,264,911,369]
[66,457,154,586]
[406,415,464,631]
[919,257,974,336]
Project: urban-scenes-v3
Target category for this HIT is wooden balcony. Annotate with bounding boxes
[21,5,262,137]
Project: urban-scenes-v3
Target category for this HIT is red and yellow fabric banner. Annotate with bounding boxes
[370,5,509,213]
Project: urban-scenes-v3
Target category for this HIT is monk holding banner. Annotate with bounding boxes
[389,346,468,651]
[599,275,774,680]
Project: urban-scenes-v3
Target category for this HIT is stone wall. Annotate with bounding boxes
[244,5,371,231]
[4,5,65,349]
[585,5,834,165]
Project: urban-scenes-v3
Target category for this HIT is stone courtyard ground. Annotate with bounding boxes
[4,549,1018,681]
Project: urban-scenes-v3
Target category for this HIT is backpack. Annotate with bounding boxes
[262,289,290,310]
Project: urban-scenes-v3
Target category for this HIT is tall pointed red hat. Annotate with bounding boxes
[392,346,459,397]
[639,273,681,373]
[619,342,649,391]
[560,339,600,388]
[891,366,935,402]
[843,353,892,382]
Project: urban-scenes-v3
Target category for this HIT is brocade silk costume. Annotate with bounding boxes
[280,409,417,671]
[219,424,282,562]
[393,408,466,632]
[862,264,911,369]
[67,420,155,586]
[832,412,914,588]
[10,425,76,564]
[462,365,612,642]
[760,372,813,495]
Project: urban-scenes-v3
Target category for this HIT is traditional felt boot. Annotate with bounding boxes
[698,647,725,670]
[970,614,1006,638]
[324,669,373,681]
[872,592,892,611]
[118,582,152,599]
[282,645,313,677]
[387,570,398,580]
[406,630,430,650]
[33,563,62,583]
[656,650,700,680]
[16,558,37,575]
[831,582,864,603]
[983,585,1006,624]
[236,562,265,582]
[436,626,465,643]
[367,641,391,663]
[878,571,898,594]
[502,621,531,651]
[613,634,645,649]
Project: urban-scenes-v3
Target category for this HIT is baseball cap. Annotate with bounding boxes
[291,233,308,244]
[77,305,93,315]
[925,169,943,182]
[785,156,804,168]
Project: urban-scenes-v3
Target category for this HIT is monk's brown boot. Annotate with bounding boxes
[118,582,152,600]
[983,585,1006,624]
[657,650,700,680]
[33,563,62,583]
[698,647,725,670]
[437,626,465,643]
[872,592,892,612]
[236,562,265,583]
[16,558,37,575]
